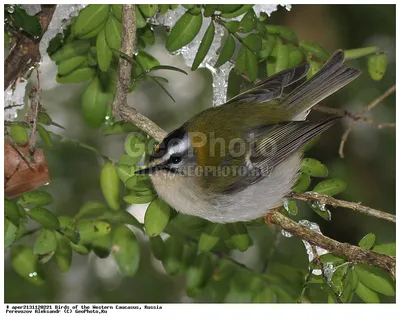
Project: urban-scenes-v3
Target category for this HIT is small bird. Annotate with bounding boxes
[136,50,360,223]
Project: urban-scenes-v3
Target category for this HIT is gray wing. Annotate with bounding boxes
[225,62,310,105]
[248,117,340,175]
[222,117,340,194]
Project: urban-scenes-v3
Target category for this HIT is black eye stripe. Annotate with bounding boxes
[169,153,182,164]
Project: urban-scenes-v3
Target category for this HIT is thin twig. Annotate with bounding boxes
[291,192,395,224]
[28,69,41,152]
[338,84,396,158]
[111,4,396,281]
[314,105,396,129]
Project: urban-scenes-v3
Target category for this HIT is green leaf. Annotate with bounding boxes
[217,5,243,13]
[307,59,323,80]
[100,162,120,210]
[166,12,203,52]
[186,253,214,297]
[138,27,155,46]
[253,287,277,303]
[5,199,21,226]
[344,47,378,60]
[81,76,112,127]
[75,202,107,219]
[103,121,139,135]
[220,5,254,18]
[275,43,290,73]
[358,233,376,250]
[111,4,122,22]
[331,265,357,303]
[355,281,380,303]
[92,233,112,258]
[50,40,91,62]
[226,223,250,252]
[125,175,153,192]
[149,64,188,75]
[292,173,311,193]
[37,124,53,147]
[73,4,109,37]
[135,7,147,29]
[55,232,72,273]
[224,21,240,33]
[236,45,258,82]
[112,225,140,277]
[34,228,57,256]
[138,4,158,18]
[70,242,90,255]
[144,199,171,237]
[240,9,256,33]
[159,4,169,15]
[191,21,215,71]
[12,6,42,36]
[28,207,60,229]
[259,35,277,61]
[288,46,304,68]
[19,190,53,207]
[355,264,395,296]
[97,210,144,233]
[277,26,298,44]
[10,124,28,145]
[105,15,122,51]
[242,33,262,54]
[368,53,388,81]
[162,236,184,275]
[123,194,157,204]
[57,56,88,76]
[96,28,112,71]
[11,246,44,285]
[78,220,111,244]
[284,199,298,215]
[373,243,396,256]
[116,164,137,183]
[149,235,165,261]
[136,51,160,71]
[214,35,235,68]
[299,40,330,61]
[188,5,202,15]
[198,224,222,252]
[313,179,347,196]
[58,216,79,244]
[308,200,331,221]
[5,218,18,248]
[300,158,329,177]
[204,4,218,17]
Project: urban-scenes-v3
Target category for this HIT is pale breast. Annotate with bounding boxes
[150,152,302,223]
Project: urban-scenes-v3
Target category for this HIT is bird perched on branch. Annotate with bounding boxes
[136,50,360,223]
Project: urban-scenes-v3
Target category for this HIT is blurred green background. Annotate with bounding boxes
[5,4,395,303]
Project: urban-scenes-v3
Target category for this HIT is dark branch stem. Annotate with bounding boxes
[4,5,56,90]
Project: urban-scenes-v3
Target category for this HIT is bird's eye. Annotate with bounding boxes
[170,154,182,164]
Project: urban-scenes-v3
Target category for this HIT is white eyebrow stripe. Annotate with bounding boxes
[168,136,189,155]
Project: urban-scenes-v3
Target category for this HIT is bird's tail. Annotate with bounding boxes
[282,50,361,117]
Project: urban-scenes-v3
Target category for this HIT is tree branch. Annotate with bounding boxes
[291,192,395,224]
[111,4,166,142]
[269,211,395,280]
[4,5,56,90]
[112,5,396,281]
